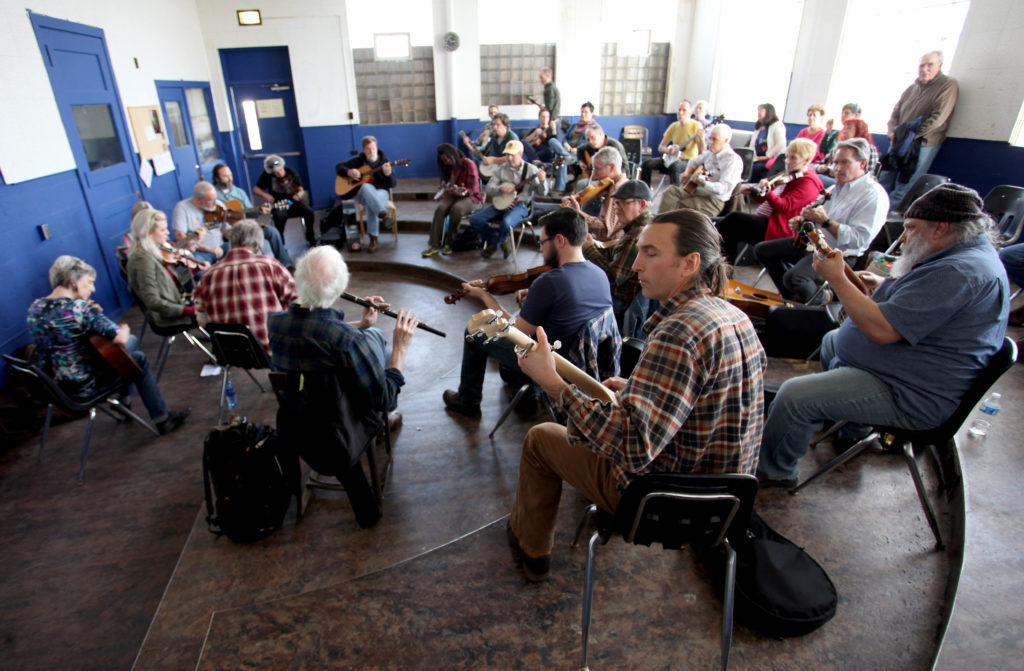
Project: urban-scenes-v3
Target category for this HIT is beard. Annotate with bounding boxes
[543,244,558,268]
[890,235,932,278]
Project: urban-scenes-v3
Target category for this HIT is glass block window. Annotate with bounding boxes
[480,44,555,106]
[599,42,670,115]
[353,46,437,124]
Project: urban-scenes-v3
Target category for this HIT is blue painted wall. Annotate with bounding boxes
[5,114,1024,387]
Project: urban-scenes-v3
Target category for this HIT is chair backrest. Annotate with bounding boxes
[621,124,648,146]
[765,155,787,179]
[729,129,753,149]
[895,173,949,211]
[983,185,1024,244]
[609,473,758,550]
[620,137,643,166]
[568,307,622,382]
[915,336,1017,442]
[734,147,755,182]
[207,322,272,370]
[2,353,94,412]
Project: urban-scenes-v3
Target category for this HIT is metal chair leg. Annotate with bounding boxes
[78,407,97,484]
[38,403,53,460]
[218,367,230,427]
[579,528,601,671]
[791,431,880,493]
[721,540,736,671]
[489,384,531,438]
[156,335,175,381]
[105,398,158,436]
[181,330,217,365]
[902,443,945,550]
[240,367,266,392]
[572,504,597,548]
[925,443,947,490]
[809,420,849,449]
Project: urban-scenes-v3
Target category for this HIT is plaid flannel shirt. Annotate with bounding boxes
[561,287,765,490]
[194,248,297,353]
[583,212,648,304]
[268,304,405,412]
[451,157,484,204]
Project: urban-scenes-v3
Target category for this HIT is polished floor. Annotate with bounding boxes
[1,195,1022,670]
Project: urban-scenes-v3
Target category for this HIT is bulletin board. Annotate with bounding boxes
[127,105,170,160]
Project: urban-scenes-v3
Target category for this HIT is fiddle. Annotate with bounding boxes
[444,265,552,304]
[159,242,204,273]
[576,177,616,206]
[752,170,804,197]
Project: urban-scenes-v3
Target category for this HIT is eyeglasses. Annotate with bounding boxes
[539,237,552,246]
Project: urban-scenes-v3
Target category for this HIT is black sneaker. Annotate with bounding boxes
[443,390,481,419]
[506,522,551,582]
[756,472,798,489]
[157,408,192,435]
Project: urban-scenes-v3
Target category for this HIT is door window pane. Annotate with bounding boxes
[164,100,189,148]
[71,104,125,171]
[185,88,221,163]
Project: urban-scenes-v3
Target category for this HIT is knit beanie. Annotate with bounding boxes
[905,183,985,223]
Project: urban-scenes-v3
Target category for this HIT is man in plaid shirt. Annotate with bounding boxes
[507,209,766,582]
[194,220,297,353]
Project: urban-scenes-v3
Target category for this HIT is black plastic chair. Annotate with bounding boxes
[734,147,755,182]
[206,322,271,426]
[792,337,1018,550]
[3,353,159,483]
[572,473,758,671]
[984,185,1024,246]
[877,174,950,249]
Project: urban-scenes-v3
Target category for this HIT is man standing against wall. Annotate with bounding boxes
[879,51,958,208]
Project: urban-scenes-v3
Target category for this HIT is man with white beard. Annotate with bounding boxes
[757,184,1009,487]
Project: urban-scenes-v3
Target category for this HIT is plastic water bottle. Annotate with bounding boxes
[980,392,1001,416]
[225,378,238,408]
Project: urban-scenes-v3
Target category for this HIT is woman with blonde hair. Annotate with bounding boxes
[126,208,197,329]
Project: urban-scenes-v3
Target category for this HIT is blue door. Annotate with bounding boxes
[156,85,200,200]
[220,47,309,202]
[31,13,139,311]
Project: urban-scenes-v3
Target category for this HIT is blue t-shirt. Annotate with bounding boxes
[831,234,1008,425]
[519,261,613,349]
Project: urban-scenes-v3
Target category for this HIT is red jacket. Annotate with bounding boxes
[751,171,825,241]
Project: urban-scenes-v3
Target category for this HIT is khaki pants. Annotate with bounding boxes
[510,422,622,557]
[658,187,725,217]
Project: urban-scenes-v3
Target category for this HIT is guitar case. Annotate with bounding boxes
[760,304,839,360]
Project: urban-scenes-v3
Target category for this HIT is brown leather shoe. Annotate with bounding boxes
[368,236,379,254]
[387,410,402,432]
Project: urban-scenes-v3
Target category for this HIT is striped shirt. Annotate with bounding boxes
[194,248,297,353]
[561,287,766,489]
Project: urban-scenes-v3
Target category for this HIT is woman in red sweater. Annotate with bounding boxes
[716,137,823,263]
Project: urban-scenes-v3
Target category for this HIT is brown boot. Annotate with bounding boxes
[368,235,379,253]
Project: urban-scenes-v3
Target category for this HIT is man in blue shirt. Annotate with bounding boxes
[443,207,614,419]
[758,184,1009,486]
[211,163,291,266]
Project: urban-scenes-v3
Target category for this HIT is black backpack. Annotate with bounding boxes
[202,417,302,543]
[707,512,837,638]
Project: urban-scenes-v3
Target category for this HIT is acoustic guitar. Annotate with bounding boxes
[335,159,410,199]
[724,279,794,320]
[88,335,143,380]
[466,309,618,405]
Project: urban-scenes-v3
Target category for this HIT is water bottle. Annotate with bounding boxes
[980,392,1001,416]
[225,378,238,408]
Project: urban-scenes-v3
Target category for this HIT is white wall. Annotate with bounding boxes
[0,0,210,184]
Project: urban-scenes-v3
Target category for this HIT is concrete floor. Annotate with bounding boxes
[1,189,1022,669]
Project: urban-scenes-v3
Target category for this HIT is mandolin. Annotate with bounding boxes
[800,222,870,295]
[445,265,551,304]
[335,159,410,199]
[88,334,143,380]
[466,309,617,405]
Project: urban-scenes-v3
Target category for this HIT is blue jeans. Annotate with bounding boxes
[457,329,520,405]
[879,142,941,208]
[469,203,529,249]
[999,243,1024,287]
[261,224,291,266]
[124,335,170,420]
[522,138,568,191]
[757,330,932,479]
[356,185,391,237]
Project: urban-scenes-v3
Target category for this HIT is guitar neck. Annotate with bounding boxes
[498,324,617,405]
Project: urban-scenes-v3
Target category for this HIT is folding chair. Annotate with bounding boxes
[206,323,271,426]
